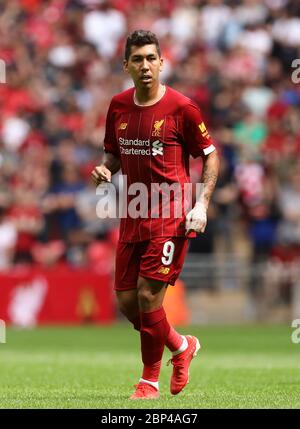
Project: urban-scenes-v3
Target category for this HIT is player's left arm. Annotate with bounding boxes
[186,150,220,235]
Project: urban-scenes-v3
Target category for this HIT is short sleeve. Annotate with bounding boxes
[180,101,216,158]
[104,99,119,157]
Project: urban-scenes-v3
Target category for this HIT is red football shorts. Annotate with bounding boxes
[114,237,189,291]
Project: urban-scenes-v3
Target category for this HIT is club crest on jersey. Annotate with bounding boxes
[198,121,210,139]
[157,266,170,275]
[152,140,163,156]
[152,119,164,137]
[119,122,128,130]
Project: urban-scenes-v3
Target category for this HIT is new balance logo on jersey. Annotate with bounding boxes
[119,122,127,130]
[152,140,163,156]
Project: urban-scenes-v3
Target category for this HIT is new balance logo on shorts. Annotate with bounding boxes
[157,266,170,275]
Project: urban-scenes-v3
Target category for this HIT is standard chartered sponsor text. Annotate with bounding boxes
[119,137,151,155]
[119,137,150,146]
[120,147,151,155]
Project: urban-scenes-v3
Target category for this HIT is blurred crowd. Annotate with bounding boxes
[0,0,300,292]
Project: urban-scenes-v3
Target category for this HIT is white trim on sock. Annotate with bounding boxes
[172,335,188,356]
[139,378,159,390]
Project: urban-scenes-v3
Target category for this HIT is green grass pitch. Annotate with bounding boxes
[0,324,299,409]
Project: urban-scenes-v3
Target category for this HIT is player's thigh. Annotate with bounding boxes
[139,237,189,285]
[114,241,145,291]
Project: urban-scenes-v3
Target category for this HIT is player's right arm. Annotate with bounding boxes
[92,98,120,186]
[91,153,120,185]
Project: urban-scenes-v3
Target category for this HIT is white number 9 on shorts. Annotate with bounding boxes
[161,241,175,266]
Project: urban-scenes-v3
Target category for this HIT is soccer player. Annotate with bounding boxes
[92,30,219,399]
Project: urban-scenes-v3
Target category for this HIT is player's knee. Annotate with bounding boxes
[137,287,155,307]
[137,277,166,310]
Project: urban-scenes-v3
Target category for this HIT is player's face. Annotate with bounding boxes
[124,44,163,89]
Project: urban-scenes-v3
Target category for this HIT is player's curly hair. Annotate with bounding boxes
[124,30,161,60]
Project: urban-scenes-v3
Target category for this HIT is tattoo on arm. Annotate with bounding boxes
[200,152,220,208]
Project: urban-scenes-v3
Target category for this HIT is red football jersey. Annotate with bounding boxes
[104,86,215,242]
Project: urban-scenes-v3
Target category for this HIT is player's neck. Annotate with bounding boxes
[134,83,166,106]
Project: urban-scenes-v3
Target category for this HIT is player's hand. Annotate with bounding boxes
[185,202,207,236]
[91,165,112,186]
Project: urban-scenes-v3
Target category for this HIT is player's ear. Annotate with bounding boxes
[159,57,164,73]
[123,59,129,73]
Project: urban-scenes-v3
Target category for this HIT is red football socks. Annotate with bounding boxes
[140,307,170,381]
[129,314,183,351]
[142,360,162,382]
[165,326,184,352]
